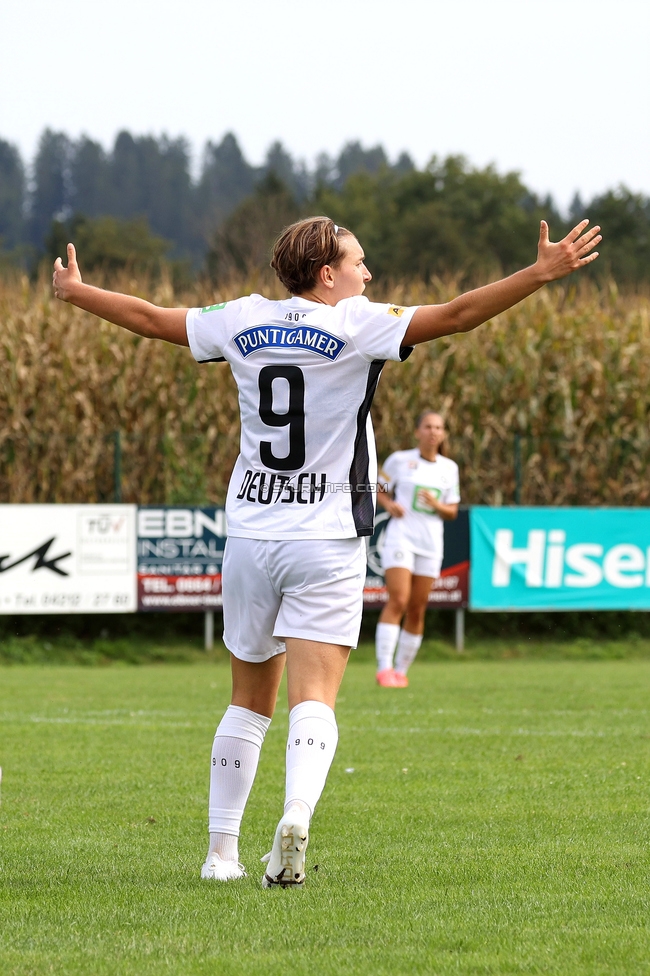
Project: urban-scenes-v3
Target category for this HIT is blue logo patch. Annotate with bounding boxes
[233,325,346,360]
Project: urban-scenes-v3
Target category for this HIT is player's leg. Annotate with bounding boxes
[376,566,412,684]
[230,653,285,715]
[261,538,363,887]
[393,567,436,684]
[262,638,348,887]
[202,538,284,881]
[284,636,349,821]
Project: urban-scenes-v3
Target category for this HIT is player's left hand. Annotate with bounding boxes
[418,489,439,510]
[52,243,82,301]
[535,219,601,282]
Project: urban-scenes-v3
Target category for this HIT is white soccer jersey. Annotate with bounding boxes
[186,295,418,540]
[379,448,460,556]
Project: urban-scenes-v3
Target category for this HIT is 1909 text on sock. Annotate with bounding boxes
[288,738,326,750]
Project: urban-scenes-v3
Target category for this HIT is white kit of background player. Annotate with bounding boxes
[375,434,460,687]
[379,448,461,576]
[52,215,601,887]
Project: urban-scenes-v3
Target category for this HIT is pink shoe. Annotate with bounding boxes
[376,668,399,687]
[391,671,409,688]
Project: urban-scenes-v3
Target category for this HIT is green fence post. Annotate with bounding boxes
[205,611,214,651]
[455,608,465,653]
[514,433,522,505]
[113,431,122,503]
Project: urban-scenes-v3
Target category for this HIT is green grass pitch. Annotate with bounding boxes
[1,657,649,975]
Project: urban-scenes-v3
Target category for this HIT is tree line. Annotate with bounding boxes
[1,128,648,285]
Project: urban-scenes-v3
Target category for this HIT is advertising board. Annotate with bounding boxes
[364,508,469,609]
[470,506,650,610]
[8,503,646,617]
[137,507,227,611]
[0,505,137,613]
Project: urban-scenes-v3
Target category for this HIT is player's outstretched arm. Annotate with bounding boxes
[52,243,189,346]
[402,219,601,346]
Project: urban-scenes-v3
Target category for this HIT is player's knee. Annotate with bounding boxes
[230,690,276,718]
[405,605,426,629]
[387,594,409,616]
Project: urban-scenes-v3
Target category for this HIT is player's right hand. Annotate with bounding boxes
[390,501,406,518]
[534,219,601,283]
[52,243,82,301]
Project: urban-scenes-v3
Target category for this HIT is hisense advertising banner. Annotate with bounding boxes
[470,507,650,610]
[0,505,137,613]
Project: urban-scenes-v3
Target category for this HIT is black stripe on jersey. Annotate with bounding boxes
[349,359,385,537]
[197,357,227,363]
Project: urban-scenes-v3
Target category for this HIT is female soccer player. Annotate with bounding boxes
[52,215,600,886]
[375,411,459,687]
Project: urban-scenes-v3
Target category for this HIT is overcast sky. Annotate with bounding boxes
[1,0,648,210]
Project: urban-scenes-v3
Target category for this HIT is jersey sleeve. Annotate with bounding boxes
[443,461,461,504]
[378,453,399,491]
[343,297,419,362]
[185,297,251,363]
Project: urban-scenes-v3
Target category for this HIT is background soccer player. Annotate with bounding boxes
[376,411,459,687]
[52,215,601,886]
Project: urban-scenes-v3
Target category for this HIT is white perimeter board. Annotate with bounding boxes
[0,505,137,613]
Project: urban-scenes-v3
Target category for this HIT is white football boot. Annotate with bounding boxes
[261,815,309,888]
[201,852,246,881]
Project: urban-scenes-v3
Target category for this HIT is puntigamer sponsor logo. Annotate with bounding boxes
[493,529,650,589]
[233,325,346,360]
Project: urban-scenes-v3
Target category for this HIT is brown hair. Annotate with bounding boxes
[270,216,353,294]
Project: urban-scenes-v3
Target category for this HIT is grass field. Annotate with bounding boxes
[1,656,649,975]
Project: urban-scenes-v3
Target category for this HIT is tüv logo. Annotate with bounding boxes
[493,529,650,589]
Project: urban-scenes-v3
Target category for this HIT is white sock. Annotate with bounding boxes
[375,622,400,672]
[394,630,423,676]
[208,705,271,861]
[284,700,338,822]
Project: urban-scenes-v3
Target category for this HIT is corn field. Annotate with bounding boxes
[1,271,649,507]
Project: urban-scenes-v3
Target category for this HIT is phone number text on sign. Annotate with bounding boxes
[137,507,226,612]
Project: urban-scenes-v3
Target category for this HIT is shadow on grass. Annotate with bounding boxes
[352,635,650,663]
[0,635,228,666]
[0,612,227,665]
[2,608,650,665]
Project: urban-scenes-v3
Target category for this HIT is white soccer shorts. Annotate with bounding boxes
[222,536,367,662]
[380,526,442,578]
